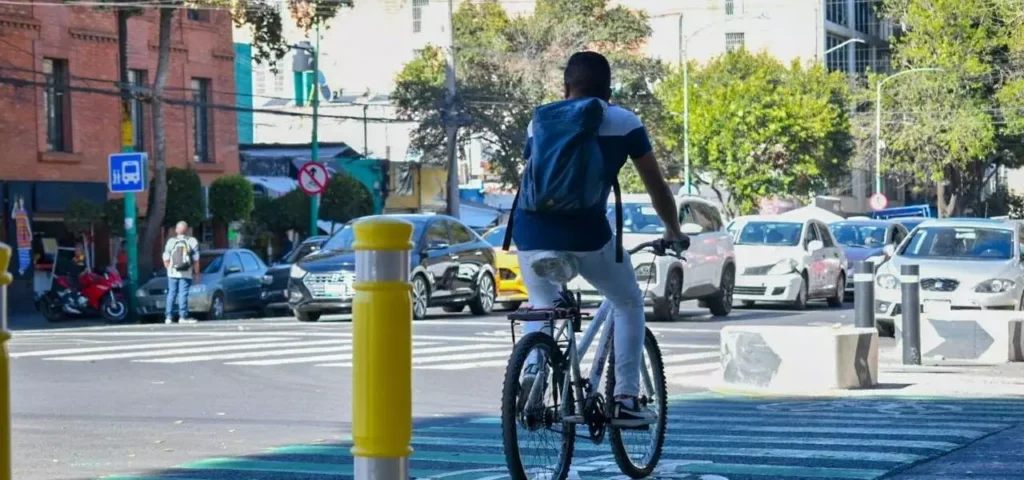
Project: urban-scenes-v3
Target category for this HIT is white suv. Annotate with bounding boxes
[567,195,737,320]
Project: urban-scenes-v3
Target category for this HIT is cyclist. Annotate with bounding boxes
[505,51,687,427]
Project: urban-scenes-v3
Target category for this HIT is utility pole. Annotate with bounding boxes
[444,0,460,218]
[117,9,138,323]
[310,21,321,238]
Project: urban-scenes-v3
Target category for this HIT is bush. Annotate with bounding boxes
[272,189,313,236]
[209,174,255,224]
[320,173,374,226]
[66,199,104,237]
[160,167,204,228]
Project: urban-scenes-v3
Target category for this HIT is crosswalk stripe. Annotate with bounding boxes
[660,351,720,363]
[230,342,476,366]
[315,344,508,367]
[665,362,719,375]
[136,344,360,364]
[413,350,511,365]
[423,359,511,370]
[46,339,340,362]
[9,337,290,358]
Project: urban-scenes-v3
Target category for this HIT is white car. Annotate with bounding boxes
[874,218,1024,336]
[731,216,848,309]
[567,195,737,320]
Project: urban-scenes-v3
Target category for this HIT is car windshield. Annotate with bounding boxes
[829,223,887,248]
[607,203,665,234]
[483,227,513,248]
[736,221,803,246]
[283,241,321,263]
[322,226,356,251]
[899,226,1014,260]
[200,254,223,274]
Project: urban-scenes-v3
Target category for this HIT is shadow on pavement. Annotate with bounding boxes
[99,393,1024,480]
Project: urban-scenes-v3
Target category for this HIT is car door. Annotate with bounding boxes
[703,203,731,286]
[445,220,487,296]
[677,200,706,288]
[801,222,826,294]
[690,202,722,287]
[239,251,266,308]
[219,252,246,311]
[815,222,843,287]
[421,219,454,299]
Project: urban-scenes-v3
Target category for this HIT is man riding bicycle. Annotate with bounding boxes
[504,51,688,428]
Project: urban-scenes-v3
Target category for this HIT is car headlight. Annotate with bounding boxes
[136,289,147,298]
[634,262,656,281]
[189,284,207,294]
[290,264,307,279]
[975,278,1015,293]
[768,259,797,275]
[866,255,885,266]
[876,274,900,290]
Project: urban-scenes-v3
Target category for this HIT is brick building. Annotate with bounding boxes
[0,5,238,309]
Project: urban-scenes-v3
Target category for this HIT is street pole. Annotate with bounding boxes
[117,10,138,323]
[822,38,865,56]
[678,14,691,196]
[309,22,321,238]
[444,0,460,218]
[874,68,943,196]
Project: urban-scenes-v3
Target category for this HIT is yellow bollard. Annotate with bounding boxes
[0,243,13,480]
[350,216,414,479]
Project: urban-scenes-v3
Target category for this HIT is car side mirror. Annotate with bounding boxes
[807,240,824,252]
[883,244,896,257]
[680,223,703,235]
[225,265,242,275]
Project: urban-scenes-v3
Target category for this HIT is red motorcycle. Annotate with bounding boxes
[36,267,128,322]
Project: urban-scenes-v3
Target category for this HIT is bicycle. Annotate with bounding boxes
[500,238,685,479]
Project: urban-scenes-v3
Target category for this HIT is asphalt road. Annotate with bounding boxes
[9,301,1021,480]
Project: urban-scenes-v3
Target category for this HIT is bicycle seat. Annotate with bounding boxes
[528,252,580,285]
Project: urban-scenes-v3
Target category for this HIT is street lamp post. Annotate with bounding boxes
[292,25,322,237]
[822,38,865,57]
[874,68,944,195]
[677,13,768,195]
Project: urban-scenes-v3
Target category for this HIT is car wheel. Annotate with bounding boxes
[652,268,682,322]
[412,275,430,320]
[442,305,465,313]
[207,292,225,320]
[469,273,496,315]
[707,265,734,317]
[827,273,845,308]
[792,273,809,310]
[295,310,321,322]
[501,301,523,311]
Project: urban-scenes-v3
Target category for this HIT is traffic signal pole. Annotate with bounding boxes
[118,10,138,322]
[309,21,321,238]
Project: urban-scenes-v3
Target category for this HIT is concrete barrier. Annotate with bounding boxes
[720,325,879,391]
[894,311,1024,364]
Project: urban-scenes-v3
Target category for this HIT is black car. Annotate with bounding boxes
[287,214,498,321]
[260,236,328,314]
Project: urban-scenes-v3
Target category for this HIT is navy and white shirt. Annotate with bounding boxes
[511,101,653,252]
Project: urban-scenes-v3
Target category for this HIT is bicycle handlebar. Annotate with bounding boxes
[626,237,690,258]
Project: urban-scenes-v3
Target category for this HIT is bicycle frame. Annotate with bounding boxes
[523,296,656,425]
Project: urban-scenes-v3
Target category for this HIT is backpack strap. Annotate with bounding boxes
[612,178,623,263]
[502,190,520,252]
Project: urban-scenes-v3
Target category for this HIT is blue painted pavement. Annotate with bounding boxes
[103,393,1024,480]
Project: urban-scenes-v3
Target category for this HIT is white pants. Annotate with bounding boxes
[517,239,646,397]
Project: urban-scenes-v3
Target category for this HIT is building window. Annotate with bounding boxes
[725,0,735,15]
[187,8,209,21]
[191,78,212,163]
[128,69,146,151]
[854,42,871,73]
[825,34,848,73]
[725,32,745,52]
[875,48,891,73]
[854,0,880,35]
[413,0,428,33]
[253,69,267,96]
[826,0,847,26]
[43,58,71,153]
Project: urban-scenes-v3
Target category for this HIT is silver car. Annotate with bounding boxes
[136,248,268,320]
[874,218,1024,335]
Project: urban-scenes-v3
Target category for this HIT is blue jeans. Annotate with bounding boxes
[165,277,192,320]
[517,239,646,397]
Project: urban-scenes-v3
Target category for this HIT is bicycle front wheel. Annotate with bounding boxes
[605,326,668,478]
[501,331,575,480]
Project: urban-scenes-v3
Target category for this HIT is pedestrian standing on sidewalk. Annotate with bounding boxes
[162,221,200,324]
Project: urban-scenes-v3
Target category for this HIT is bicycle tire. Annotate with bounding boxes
[501,332,575,480]
[604,327,668,478]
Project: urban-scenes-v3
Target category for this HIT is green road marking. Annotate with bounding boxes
[675,462,887,479]
[179,458,446,478]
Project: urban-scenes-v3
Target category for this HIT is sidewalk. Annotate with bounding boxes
[885,423,1024,479]
[8,312,113,331]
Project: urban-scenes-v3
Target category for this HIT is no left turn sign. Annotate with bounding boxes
[298,162,329,195]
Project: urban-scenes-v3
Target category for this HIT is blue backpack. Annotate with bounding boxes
[503,98,624,262]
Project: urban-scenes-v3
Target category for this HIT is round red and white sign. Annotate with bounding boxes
[298,162,329,195]
[869,192,888,211]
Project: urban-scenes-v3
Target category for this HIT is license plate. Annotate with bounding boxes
[324,284,349,296]
[923,300,951,313]
[155,300,165,309]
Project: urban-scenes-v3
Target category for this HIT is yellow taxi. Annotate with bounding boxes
[482,225,529,309]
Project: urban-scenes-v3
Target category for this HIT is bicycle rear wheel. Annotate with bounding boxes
[501,332,575,480]
[604,327,668,478]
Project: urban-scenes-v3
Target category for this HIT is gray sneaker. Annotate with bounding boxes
[164,317,174,324]
[179,318,198,324]
[517,363,545,412]
[610,397,657,428]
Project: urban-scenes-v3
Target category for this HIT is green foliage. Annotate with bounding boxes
[104,199,127,237]
[320,173,374,225]
[65,199,104,237]
[231,0,355,68]
[209,175,255,224]
[161,167,204,229]
[656,51,852,215]
[978,186,1024,218]
[393,0,664,186]
[271,189,313,236]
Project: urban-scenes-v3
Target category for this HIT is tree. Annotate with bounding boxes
[656,50,853,216]
[65,199,104,268]
[320,173,374,230]
[159,167,205,230]
[272,189,314,237]
[209,175,255,225]
[393,0,665,187]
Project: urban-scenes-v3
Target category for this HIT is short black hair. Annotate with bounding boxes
[564,51,612,99]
